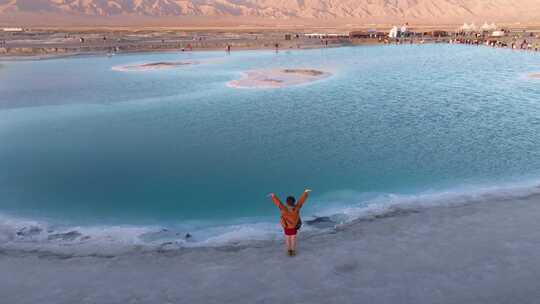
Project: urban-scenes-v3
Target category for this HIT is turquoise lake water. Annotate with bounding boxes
[2,44,540,248]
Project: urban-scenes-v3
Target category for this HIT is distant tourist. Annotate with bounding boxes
[269,189,311,256]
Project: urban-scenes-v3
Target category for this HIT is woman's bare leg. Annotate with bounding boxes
[291,235,297,252]
[285,236,292,251]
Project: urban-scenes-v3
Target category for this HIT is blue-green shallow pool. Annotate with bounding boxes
[1,44,540,247]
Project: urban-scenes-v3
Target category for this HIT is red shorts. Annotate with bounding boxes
[283,228,297,236]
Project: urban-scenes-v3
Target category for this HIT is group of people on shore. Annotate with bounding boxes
[451,37,540,52]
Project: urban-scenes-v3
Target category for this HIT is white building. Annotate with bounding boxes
[491,30,505,37]
[2,28,24,32]
[304,33,324,38]
[389,26,399,38]
[388,24,410,39]
[304,33,347,39]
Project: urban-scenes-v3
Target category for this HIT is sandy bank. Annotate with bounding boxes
[112,61,195,72]
[529,73,540,79]
[282,68,325,76]
[2,195,540,304]
[228,69,330,88]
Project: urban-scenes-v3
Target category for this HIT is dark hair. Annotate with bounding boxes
[286,196,296,206]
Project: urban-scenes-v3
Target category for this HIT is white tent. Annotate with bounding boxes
[462,23,478,32]
[481,22,497,31]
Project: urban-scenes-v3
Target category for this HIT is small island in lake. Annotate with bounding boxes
[112,61,195,72]
[228,69,330,88]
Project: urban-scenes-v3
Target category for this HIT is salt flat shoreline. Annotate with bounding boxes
[3,25,540,60]
[2,195,540,304]
[0,28,353,59]
[0,43,350,61]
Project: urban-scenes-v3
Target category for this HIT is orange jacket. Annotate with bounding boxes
[271,191,309,229]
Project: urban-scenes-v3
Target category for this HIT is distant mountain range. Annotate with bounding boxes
[1,0,539,23]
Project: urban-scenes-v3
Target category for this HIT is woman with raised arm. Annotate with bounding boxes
[269,189,311,256]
